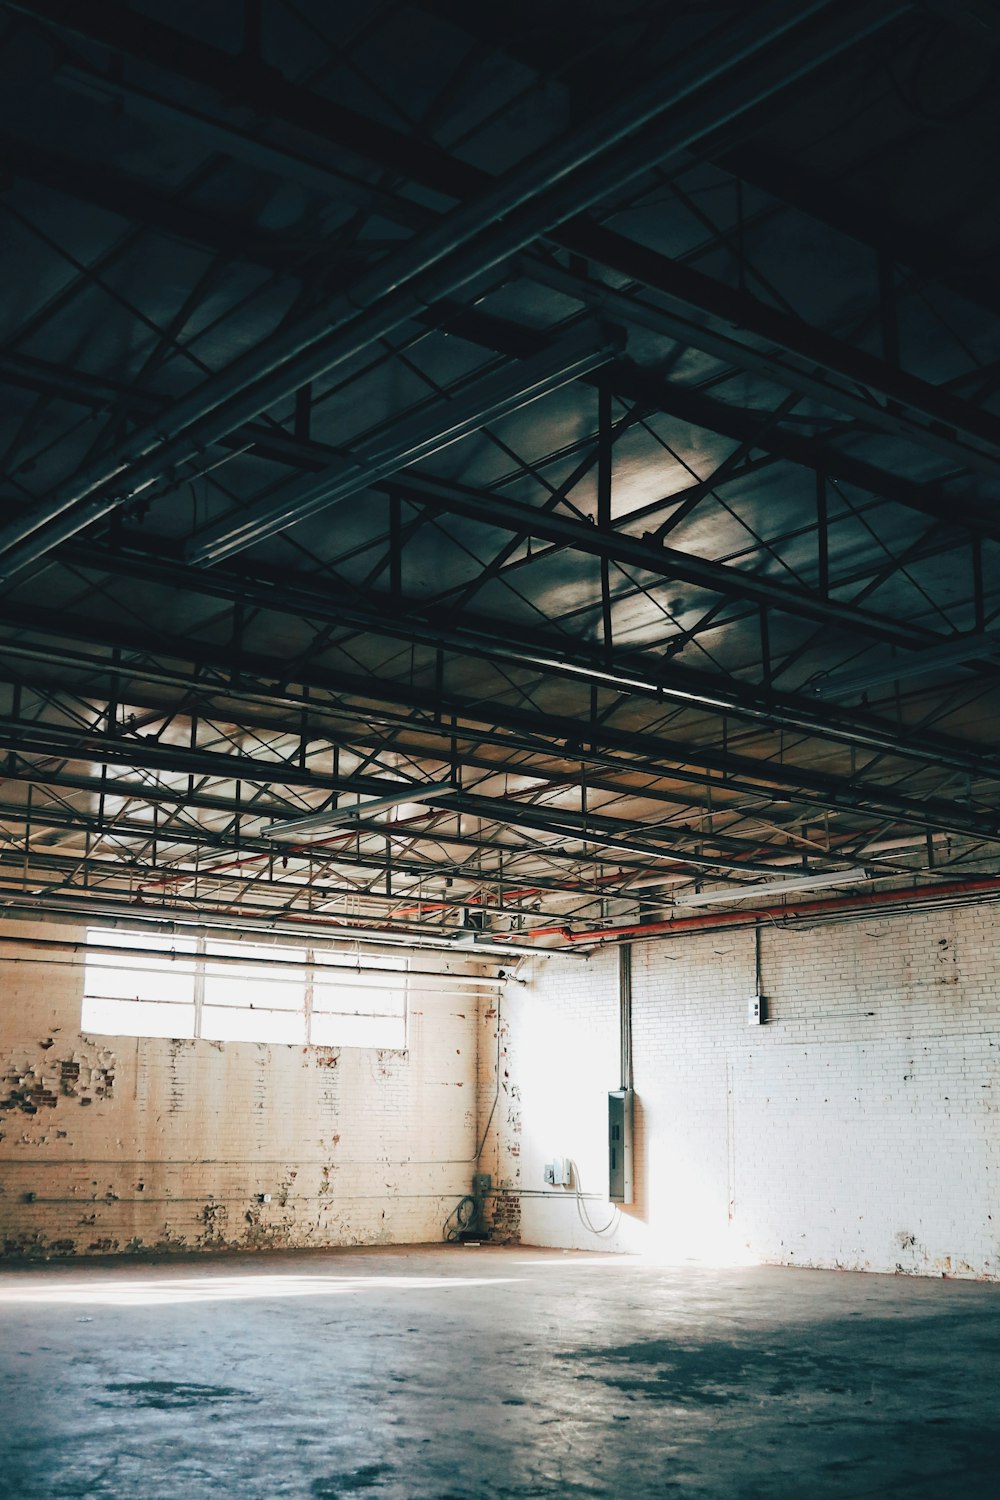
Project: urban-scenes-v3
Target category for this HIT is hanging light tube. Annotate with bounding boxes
[675,866,870,906]
[262,781,457,839]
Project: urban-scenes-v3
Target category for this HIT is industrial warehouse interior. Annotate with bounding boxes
[1,0,1000,1495]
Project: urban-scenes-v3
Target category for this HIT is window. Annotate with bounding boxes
[201,940,309,1045]
[82,930,198,1039]
[311,950,406,1049]
[81,929,407,1049]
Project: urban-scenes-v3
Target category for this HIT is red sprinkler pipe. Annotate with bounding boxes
[499,877,1000,947]
[501,922,574,940]
[390,887,542,920]
[389,868,629,920]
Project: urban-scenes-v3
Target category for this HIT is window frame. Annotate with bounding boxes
[81,929,409,1050]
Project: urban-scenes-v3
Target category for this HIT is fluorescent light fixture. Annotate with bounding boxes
[813,633,1000,699]
[675,866,869,907]
[262,780,456,839]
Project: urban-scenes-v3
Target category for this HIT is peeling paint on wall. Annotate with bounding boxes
[0,921,485,1258]
[1,1041,116,1119]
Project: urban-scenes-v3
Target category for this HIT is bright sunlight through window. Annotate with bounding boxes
[82,930,407,1049]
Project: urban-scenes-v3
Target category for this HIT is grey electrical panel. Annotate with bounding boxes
[748,994,769,1025]
[608,1089,634,1204]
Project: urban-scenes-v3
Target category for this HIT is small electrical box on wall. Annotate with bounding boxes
[543,1160,571,1187]
[748,994,769,1025]
[608,1089,634,1204]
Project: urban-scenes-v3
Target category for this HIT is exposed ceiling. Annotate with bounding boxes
[1,0,1000,952]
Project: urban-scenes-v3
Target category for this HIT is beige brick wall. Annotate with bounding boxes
[0,920,483,1257]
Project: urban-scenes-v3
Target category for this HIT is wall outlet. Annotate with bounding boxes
[257,1192,272,1204]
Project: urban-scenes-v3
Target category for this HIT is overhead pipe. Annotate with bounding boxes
[0,933,512,985]
[0,706,900,878]
[389,885,550,920]
[2,627,998,853]
[678,866,869,905]
[4,589,999,838]
[0,891,579,958]
[388,868,630,920]
[0,1,900,581]
[619,944,633,1092]
[621,834,950,890]
[5,623,997,795]
[505,877,1000,946]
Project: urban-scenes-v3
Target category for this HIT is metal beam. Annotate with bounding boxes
[4,0,486,203]
[812,632,1000,699]
[7,544,997,778]
[0,349,362,476]
[0,723,809,879]
[0,0,904,580]
[607,361,1000,541]
[0,132,308,270]
[400,301,1000,541]
[377,469,937,649]
[8,330,973,554]
[2,596,999,840]
[716,145,1000,321]
[185,323,623,565]
[0,716,441,800]
[0,801,663,909]
[3,643,993,848]
[56,64,435,233]
[526,236,1000,477]
[181,429,958,660]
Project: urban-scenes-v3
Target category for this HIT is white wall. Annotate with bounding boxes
[486,905,1000,1278]
[8,903,997,1274]
[0,920,482,1257]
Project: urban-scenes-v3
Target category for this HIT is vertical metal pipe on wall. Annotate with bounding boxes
[619,943,633,1094]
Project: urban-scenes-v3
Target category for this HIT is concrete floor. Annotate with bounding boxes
[1,1247,998,1499]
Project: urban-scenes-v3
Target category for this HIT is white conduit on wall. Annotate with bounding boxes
[0,897,567,959]
[0,934,516,987]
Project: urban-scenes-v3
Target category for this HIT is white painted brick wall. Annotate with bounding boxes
[488,907,1000,1278]
[0,920,483,1256]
